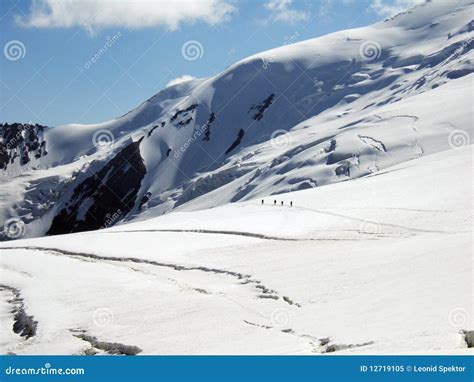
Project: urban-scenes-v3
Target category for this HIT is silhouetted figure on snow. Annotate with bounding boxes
[290,201,293,207]
[281,201,284,206]
[261,199,264,205]
[274,200,277,205]
[139,192,152,211]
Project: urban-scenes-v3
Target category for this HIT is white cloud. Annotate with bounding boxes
[16,0,236,32]
[263,0,309,24]
[371,0,425,17]
[166,75,196,87]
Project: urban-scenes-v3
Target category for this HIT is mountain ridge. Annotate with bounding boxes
[1,0,472,240]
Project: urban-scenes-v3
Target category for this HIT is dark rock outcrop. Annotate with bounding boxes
[47,138,146,235]
[249,94,275,121]
[225,129,245,155]
[0,122,48,170]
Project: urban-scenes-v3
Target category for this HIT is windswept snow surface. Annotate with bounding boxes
[1,146,472,354]
[1,0,473,238]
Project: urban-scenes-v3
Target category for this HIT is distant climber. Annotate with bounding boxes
[290,201,293,207]
[281,201,284,206]
[139,192,152,211]
[261,199,264,205]
[274,200,277,205]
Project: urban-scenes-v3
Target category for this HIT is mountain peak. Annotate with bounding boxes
[1,0,472,240]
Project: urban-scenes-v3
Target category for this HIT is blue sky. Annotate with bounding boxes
[0,0,419,126]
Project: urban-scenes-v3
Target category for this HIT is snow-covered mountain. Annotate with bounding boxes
[0,0,473,356]
[1,0,473,239]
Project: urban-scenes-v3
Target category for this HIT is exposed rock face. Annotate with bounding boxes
[249,94,275,121]
[0,122,48,170]
[0,284,38,339]
[225,129,245,155]
[47,138,146,235]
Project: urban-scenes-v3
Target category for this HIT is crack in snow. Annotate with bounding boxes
[1,246,301,307]
[358,135,387,152]
[0,284,37,339]
[100,228,379,242]
[71,329,142,355]
[103,228,302,241]
[242,320,371,354]
[461,330,473,348]
[321,341,375,353]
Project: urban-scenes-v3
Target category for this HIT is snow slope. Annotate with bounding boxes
[1,0,473,239]
[0,146,472,355]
